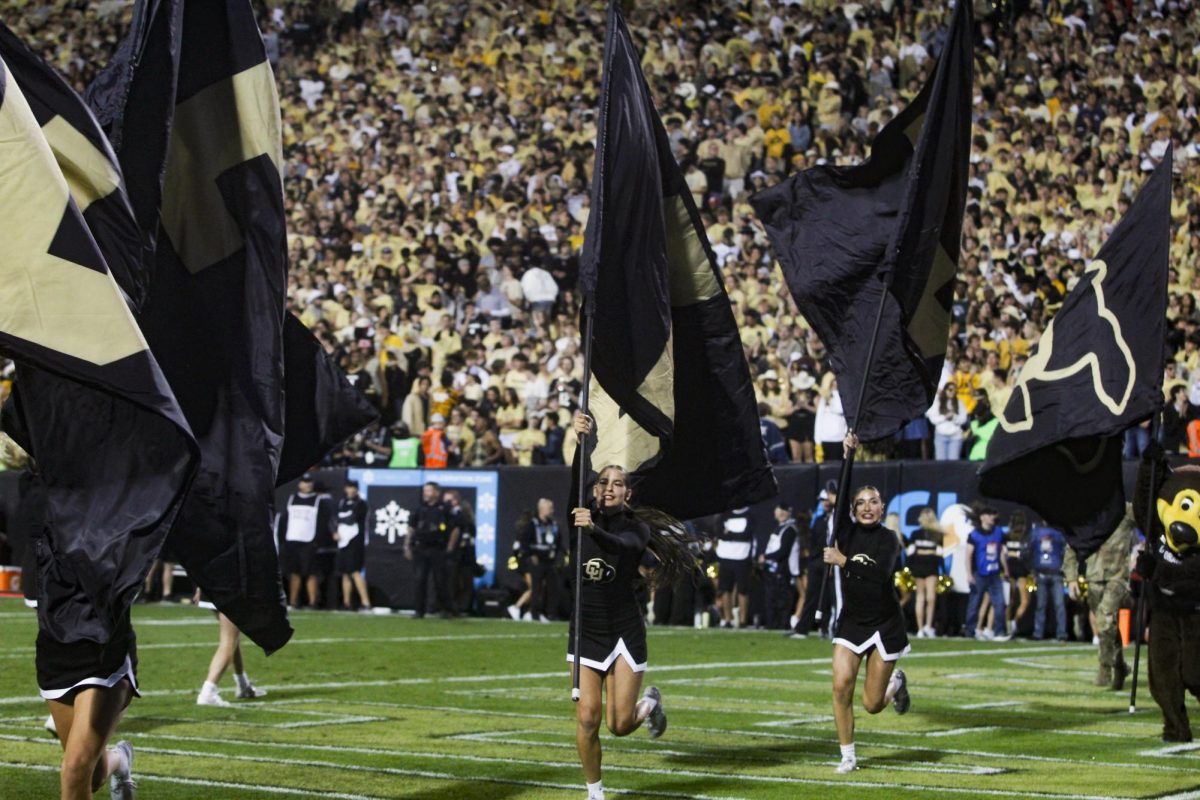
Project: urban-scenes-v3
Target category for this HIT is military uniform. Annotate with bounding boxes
[1064,511,1134,689]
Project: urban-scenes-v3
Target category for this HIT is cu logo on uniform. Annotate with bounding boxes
[583,558,616,584]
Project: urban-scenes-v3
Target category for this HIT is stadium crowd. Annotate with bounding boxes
[4,0,1200,471]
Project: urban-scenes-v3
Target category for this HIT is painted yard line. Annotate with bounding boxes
[753,716,835,727]
[0,643,1142,708]
[0,732,1117,799]
[0,735,746,800]
[925,726,1002,737]
[449,730,1007,776]
[960,701,1026,709]
[0,760,387,799]
[673,725,1200,773]
[0,631,564,659]
[1139,742,1200,757]
[1156,790,1200,800]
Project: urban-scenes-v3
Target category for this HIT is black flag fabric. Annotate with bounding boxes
[980,151,1172,559]
[104,0,295,652]
[574,1,775,519]
[751,1,973,442]
[0,55,195,646]
[277,313,378,486]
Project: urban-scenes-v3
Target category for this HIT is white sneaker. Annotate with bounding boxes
[836,756,857,773]
[974,629,993,641]
[506,604,521,620]
[915,628,926,638]
[521,611,533,622]
[1092,635,1100,646]
[992,632,1012,642]
[644,686,667,738]
[789,614,799,629]
[197,689,232,707]
[236,683,268,699]
[110,740,135,800]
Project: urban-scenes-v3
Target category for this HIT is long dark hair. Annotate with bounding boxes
[594,465,701,590]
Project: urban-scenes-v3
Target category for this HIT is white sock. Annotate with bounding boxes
[840,743,856,761]
[586,779,604,799]
[200,681,219,696]
[235,672,252,691]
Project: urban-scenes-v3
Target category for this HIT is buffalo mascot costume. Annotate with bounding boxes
[1134,445,1200,742]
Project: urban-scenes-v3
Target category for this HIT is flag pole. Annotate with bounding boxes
[814,275,890,626]
[572,309,596,702]
[1129,408,1162,713]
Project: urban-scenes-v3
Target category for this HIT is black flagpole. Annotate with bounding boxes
[814,275,890,628]
[572,309,596,702]
[1129,409,1162,713]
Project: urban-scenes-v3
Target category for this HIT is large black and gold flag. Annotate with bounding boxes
[751,1,972,442]
[0,54,195,646]
[105,0,294,651]
[575,1,775,519]
[980,152,1172,558]
[93,0,374,651]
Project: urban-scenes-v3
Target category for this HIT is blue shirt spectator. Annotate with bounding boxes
[1032,526,1066,573]
[968,526,1004,576]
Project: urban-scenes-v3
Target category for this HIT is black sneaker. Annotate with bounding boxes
[644,686,667,738]
[892,669,910,715]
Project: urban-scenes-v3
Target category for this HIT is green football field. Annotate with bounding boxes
[0,598,1196,799]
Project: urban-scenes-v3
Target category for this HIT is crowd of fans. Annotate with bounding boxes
[5,0,1200,470]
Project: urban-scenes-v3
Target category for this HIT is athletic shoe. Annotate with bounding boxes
[521,611,533,622]
[43,714,57,738]
[925,626,938,639]
[197,689,232,707]
[506,604,521,621]
[892,669,910,715]
[720,620,733,629]
[789,615,800,630]
[644,686,667,739]
[236,683,268,699]
[835,756,857,773]
[991,633,1012,642]
[915,628,926,639]
[537,614,551,624]
[787,630,807,639]
[974,629,993,641]
[110,740,135,800]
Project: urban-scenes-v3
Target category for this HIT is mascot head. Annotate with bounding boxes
[1156,465,1200,556]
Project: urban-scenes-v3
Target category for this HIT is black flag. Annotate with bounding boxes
[111,0,295,652]
[980,151,1172,558]
[0,55,195,646]
[751,1,972,441]
[573,1,775,519]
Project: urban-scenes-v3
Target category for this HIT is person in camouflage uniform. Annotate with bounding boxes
[1064,507,1134,690]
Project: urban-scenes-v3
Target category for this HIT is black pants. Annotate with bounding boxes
[795,564,831,634]
[526,558,552,617]
[412,546,450,616]
[764,573,795,630]
[1148,607,1200,741]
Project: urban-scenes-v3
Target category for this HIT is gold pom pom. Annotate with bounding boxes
[706,563,720,580]
[936,574,954,594]
[507,556,519,571]
[1077,576,1089,599]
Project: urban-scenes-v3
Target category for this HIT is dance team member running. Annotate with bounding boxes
[569,412,695,800]
[825,433,912,774]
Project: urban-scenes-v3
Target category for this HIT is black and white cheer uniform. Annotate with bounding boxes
[37,607,139,702]
[716,507,754,593]
[832,522,910,661]
[905,528,944,579]
[567,507,652,673]
[335,494,370,574]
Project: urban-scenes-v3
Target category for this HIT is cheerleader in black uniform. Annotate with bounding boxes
[569,413,695,800]
[824,433,911,774]
[1003,510,1031,636]
[906,508,944,638]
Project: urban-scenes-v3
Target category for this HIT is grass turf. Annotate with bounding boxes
[0,597,1196,799]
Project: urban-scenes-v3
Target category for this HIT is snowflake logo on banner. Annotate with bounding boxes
[374,501,410,545]
[476,523,496,545]
[478,492,497,513]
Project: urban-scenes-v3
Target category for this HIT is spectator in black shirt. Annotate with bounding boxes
[759,504,799,630]
[333,480,372,611]
[509,499,560,622]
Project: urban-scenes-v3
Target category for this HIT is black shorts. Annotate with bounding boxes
[718,558,752,593]
[335,541,365,574]
[833,612,911,662]
[1007,562,1030,580]
[37,619,140,702]
[568,605,647,673]
[283,540,318,576]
